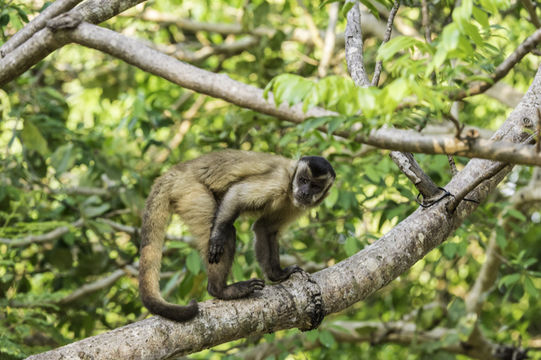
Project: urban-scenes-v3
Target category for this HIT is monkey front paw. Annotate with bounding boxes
[208,242,224,264]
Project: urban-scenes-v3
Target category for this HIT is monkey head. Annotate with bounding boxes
[292,156,336,208]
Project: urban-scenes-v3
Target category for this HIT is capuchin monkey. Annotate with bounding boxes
[139,150,335,322]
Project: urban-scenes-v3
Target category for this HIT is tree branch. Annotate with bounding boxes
[0,219,83,247]
[371,0,400,86]
[0,0,83,57]
[345,1,370,87]
[389,151,442,201]
[520,0,541,28]
[40,22,541,167]
[0,0,147,86]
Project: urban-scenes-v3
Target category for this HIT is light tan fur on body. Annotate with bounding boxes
[139,150,335,321]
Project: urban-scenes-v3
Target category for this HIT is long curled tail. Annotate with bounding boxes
[139,177,198,321]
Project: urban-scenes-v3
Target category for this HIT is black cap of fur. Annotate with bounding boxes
[300,156,336,179]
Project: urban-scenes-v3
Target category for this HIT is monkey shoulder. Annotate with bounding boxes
[190,150,295,191]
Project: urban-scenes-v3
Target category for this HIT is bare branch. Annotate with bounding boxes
[446,162,510,213]
[389,151,441,200]
[520,0,541,28]
[155,36,259,63]
[353,127,541,167]
[0,0,147,86]
[58,267,130,304]
[0,219,83,247]
[0,0,83,57]
[372,0,400,86]
[52,186,112,197]
[129,7,391,45]
[421,0,431,43]
[345,1,370,87]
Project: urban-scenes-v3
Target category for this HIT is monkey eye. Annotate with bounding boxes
[299,177,309,184]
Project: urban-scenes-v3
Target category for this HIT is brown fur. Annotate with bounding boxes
[139,150,334,321]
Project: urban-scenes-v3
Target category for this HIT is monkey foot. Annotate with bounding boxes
[269,264,305,282]
[212,278,265,299]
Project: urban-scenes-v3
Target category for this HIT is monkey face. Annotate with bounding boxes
[292,157,335,208]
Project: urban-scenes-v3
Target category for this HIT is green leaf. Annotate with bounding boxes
[320,0,339,8]
[499,273,521,287]
[50,143,77,175]
[443,242,457,259]
[21,120,49,156]
[524,276,539,298]
[186,250,201,274]
[340,1,354,18]
[472,6,489,28]
[163,271,182,295]
[359,0,379,19]
[324,187,339,208]
[364,164,380,183]
[271,74,313,107]
[344,236,359,256]
[0,13,9,26]
[318,330,336,348]
[299,117,328,135]
[506,208,527,222]
[377,36,423,62]
[167,241,189,250]
[232,260,243,281]
[82,203,110,218]
[15,6,29,23]
[327,117,344,134]
[305,329,319,342]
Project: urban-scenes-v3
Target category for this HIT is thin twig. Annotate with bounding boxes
[446,162,508,213]
[372,0,400,86]
[453,27,541,100]
[421,0,431,43]
[520,0,541,28]
[447,156,458,176]
[0,219,84,247]
[389,151,441,200]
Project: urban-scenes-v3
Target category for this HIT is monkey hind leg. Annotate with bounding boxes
[207,231,265,299]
